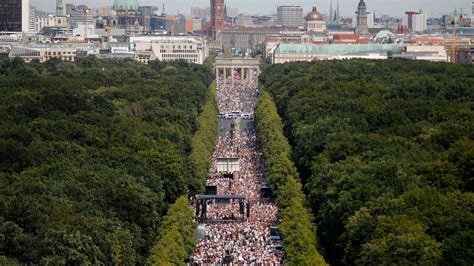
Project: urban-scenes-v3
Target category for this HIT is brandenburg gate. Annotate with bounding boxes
[214,57,261,84]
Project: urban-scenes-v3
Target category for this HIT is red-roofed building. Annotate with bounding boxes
[332,34,368,44]
[409,38,446,44]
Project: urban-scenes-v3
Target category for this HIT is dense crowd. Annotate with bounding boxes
[208,131,265,202]
[216,70,260,115]
[191,72,282,265]
[205,200,244,221]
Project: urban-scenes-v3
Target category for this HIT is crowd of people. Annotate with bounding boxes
[204,200,244,221]
[191,71,283,265]
[216,70,260,115]
[208,131,265,202]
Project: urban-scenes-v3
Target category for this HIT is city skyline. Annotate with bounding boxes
[31,0,471,17]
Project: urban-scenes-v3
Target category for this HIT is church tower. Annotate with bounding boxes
[56,0,66,16]
[329,0,333,22]
[210,0,225,40]
[355,0,368,34]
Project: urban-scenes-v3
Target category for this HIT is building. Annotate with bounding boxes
[412,12,426,32]
[35,15,69,32]
[56,0,65,16]
[9,44,93,62]
[69,6,95,29]
[174,16,194,34]
[456,47,473,64]
[191,18,202,31]
[0,0,30,32]
[190,7,210,20]
[35,16,52,32]
[66,3,75,15]
[210,0,225,39]
[404,11,418,31]
[112,0,141,29]
[271,43,405,64]
[148,14,190,34]
[355,0,368,34]
[221,28,280,51]
[332,34,368,44]
[472,1,474,27]
[392,45,448,62]
[139,6,158,31]
[226,7,238,17]
[29,4,35,32]
[73,23,96,40]
[304,6,326,33]
[404,10,426,32]
[354,11,374,28]
[367,12,375,28]
[130,36,207,64]
[263,33,330,58]
[277,6,303,28]
[149,15,169,32]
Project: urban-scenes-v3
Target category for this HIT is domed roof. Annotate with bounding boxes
[375,30,393,39]
[113,0,139,11]
[358,0,366,8]
[306,6,323,21]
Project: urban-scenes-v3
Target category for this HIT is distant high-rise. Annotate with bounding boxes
[277,6,303,28]
[355,0,368,34]
[66,3,75,15]
[56,0,66,16]
[191,7,211,20]
[412,12,426,32]
[471,1,474,27]
[210,0,224,39]
[29,4,35,32]
[367,12,374,28]
[403,10,426,32]
[0,0,30,32]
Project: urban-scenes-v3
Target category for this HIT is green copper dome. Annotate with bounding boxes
[113,0,139,11]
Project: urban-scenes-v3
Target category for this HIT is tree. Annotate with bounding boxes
[260,59,474,265]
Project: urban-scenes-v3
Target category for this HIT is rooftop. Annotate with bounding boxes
[274,43,406,55]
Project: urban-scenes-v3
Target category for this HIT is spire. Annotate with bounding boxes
[336,0,340,21]
[224,4,228,17]
[329,0,333,22]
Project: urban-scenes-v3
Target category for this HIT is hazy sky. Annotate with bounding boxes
[31,0,470,17]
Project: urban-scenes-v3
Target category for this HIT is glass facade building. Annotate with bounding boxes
[0,0,29,32]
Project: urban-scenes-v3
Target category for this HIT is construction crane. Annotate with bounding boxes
[449,10,468,64]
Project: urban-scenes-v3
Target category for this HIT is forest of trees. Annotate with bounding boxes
[255,92,326,265]
[0,57,213,264]
[188,81,218,194]
[260,59,474,265]
[146,79,218,265]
